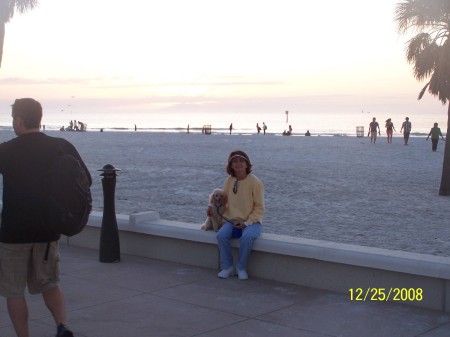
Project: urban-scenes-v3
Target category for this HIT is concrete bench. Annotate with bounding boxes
[65,211,450,312]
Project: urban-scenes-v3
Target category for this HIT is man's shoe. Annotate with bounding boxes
[218,266,235,278]
[56,324,74,337]
[237,268,248,280]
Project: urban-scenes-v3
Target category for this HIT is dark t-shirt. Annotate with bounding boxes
[370,122,379,132]
[0,132,91,243]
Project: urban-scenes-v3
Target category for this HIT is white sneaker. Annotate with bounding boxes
[218,266,235,279]
[236,268,248,280]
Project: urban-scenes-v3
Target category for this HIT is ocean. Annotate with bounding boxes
[1,106,447,136]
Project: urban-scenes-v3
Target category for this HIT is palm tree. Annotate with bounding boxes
[0,0,38,68]
[395,0,450,195]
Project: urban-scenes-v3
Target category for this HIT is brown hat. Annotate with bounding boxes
[228,150,251,165]
[226,150,253,176]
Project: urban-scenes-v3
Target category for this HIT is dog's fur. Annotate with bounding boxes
[201,188,226,232]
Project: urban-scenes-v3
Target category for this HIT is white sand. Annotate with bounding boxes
[0,130,448,256]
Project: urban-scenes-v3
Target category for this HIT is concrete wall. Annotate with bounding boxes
[65,211,450,313]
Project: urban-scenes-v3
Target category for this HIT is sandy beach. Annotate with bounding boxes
[0,130,448,257]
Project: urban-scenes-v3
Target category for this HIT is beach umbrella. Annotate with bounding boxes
[0,0,38,68]
[395,0,450,195]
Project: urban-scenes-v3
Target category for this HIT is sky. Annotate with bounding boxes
[0,0,448,130]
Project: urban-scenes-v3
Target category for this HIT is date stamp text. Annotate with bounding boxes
[349,288,423,302]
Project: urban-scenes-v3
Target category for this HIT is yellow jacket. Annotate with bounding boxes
[223,173,265,225]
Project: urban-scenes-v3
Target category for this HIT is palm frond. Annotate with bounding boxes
[0,0,39,68]
[395,0,450,34]
[418,81,430,100]
[396,0,450,104]
[14,0,39,14]
[0,0,38,23]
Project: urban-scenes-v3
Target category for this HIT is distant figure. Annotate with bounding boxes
[400,117,412,145]
[426,122,445,152]
[385,118,396,143]
[289,125,292,135]
[262,122,267,135]
[187,124,190,134]
[256,123,261,134]
[368,117,380,143]
[305,130,311,136]
[69,120,73,130]
[134,124,137,131]
[229,123,233,135]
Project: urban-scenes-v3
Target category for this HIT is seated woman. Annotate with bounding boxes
[213,150,265,280]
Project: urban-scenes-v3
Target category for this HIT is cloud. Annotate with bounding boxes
[0,77,92,86]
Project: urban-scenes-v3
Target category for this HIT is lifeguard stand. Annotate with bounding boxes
[356,126,364,137]
[203,125,211,135]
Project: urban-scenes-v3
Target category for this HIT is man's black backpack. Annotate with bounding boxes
[47,152,92,236]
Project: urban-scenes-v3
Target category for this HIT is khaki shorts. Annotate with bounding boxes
[0,241,60,298]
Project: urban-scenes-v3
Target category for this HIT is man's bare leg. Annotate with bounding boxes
[42,285,67,326]
[7,296,30,337]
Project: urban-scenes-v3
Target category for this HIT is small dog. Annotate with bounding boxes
[201,188,226,232]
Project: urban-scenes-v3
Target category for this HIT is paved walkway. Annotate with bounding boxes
[1,244,449,337]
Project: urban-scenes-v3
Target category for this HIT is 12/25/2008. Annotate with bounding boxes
[349,288,423,302]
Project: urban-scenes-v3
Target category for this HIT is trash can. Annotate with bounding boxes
[203,125,212,135]
[356,126,364,137]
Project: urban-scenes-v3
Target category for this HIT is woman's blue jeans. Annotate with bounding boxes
[216,221,262,271]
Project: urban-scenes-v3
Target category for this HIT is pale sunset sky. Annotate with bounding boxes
[0,0,447,130]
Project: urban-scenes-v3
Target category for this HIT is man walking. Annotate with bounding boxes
[368,117,380,143]
[426,122,445,151]
[0,98,92,337]
[400,117,412,145]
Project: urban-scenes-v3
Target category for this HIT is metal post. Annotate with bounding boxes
[98,164,121,263]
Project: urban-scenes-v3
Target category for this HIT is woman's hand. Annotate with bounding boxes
[234,222,247,229]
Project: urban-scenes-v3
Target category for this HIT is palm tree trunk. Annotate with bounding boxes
[0,22,4,68]
[439,102,450,195]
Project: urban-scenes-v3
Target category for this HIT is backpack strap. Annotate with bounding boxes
[44,242,50,262]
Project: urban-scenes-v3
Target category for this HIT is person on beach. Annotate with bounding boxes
[213,150,264,280]
[368,117,380,143]
[263,122,267,135]
[0,98,92,337]
[400,117,412,145]
[426,122,445,152]
[229,123,233,135]
[385,118,396,143]
[256,123,261,134]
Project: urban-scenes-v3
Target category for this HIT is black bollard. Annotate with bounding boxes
[98,164,121,263]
